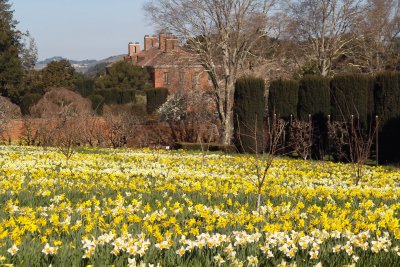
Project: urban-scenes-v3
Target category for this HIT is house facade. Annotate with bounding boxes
[124,33,210,94]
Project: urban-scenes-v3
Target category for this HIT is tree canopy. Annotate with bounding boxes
[95,61,149,91]
[0,0,24,103]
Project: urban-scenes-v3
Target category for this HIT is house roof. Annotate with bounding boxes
[137,47,203,69]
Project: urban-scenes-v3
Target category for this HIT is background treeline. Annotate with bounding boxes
[0,0,167,118]
[267,72,400,163]
[12,59,168,116]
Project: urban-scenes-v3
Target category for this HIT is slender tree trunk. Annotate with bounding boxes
[222,80,235,145]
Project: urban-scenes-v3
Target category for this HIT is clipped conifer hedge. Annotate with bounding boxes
[234,77,265,153]
[89,94,105,115]
[330,73,373,127]
[374,72,400,163]
[268,79,298,119]
[146,88,169,114]
[298,75,330,120]
[93,89,136,105]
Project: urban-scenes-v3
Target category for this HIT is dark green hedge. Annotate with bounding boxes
[268,79,298,119]
[330,73,373,127]
[298,75,330,120]
[266,72,400,163]
[374,72,400,163]
[234,77,265,153]
[20,93,42,115]
[89,94,105,115]
[146,88,168,114]
[93,88,136,105]
[173,142,237,153]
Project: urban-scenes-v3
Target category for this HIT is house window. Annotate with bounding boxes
[163,72,169,85]
[179,71,184,84]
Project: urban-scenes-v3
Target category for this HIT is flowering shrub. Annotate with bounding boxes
[0,145,399,266]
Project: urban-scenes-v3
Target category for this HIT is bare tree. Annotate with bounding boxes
[352,0,400,72]
[21,117,39,146]
[104,109,141,149]
[286,0,366,76]
[55,117,81,162]
[329,84,379,185]
[79,116,106,147]
[20,30,38,70]
[328,116,378,185]
[0,96,22,142]
[238,116,287,212]
[145,0,277,144]
[30,87,93,118]
[158,89,219,143]
[289,119,312,160]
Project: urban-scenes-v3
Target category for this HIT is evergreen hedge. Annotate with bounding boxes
[146,88,168,114]
[234,77,265,153]
[374,72,400,163]
[93,88,136,105]
[374,72,400,121]
[298,75,330,159]
[268,79,298,119]
[89,94,105,115]
[298,75,330,120]
[330,73,372,127]
[74,76,95,97]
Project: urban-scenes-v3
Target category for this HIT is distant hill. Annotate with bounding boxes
[35,55,124,74]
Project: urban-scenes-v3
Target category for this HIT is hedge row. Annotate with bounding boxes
[234,77,265,153]
[93,88,136,105]
[268,72,400,163]
[146,88,168,114]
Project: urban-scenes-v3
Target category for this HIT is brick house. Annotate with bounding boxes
[124,33,210,94]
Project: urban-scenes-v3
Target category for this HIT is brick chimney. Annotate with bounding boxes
[128,42,140,56]
[159,32,173,51]
[144,35,159,51]
[165,38,179,52]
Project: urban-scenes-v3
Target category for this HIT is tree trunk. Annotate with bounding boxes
[222,80,235,145]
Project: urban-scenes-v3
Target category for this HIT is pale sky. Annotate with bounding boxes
[12,0,154,61]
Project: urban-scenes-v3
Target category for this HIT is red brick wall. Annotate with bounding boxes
[153,67,210,93]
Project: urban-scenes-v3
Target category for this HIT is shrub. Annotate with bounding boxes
[89,94,105,115]
[298,75,330,120]
[20,93,42,115]
[374,72,400,121]
[374,72,400,163]
[298,76,330,159]
[118,89,136,104]
[268,79,298,119]
[74,75,95,97]
[146,88,168,114]
[30,88,93,118]
[234,77,265,153]
[174,142,237,153]
[330,73,373,127]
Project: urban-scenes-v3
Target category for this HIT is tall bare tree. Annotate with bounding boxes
[286,0,366,76]
[144,0,277,144]
[353,0,400,72]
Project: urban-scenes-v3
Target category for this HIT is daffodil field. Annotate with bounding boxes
[0,146,400,267]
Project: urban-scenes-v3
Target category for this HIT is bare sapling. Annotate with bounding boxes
[55,116,81,163]
[288,118,312,160]
[237,115,287,212]
[329,92,379,185]
[348,115,378,185]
